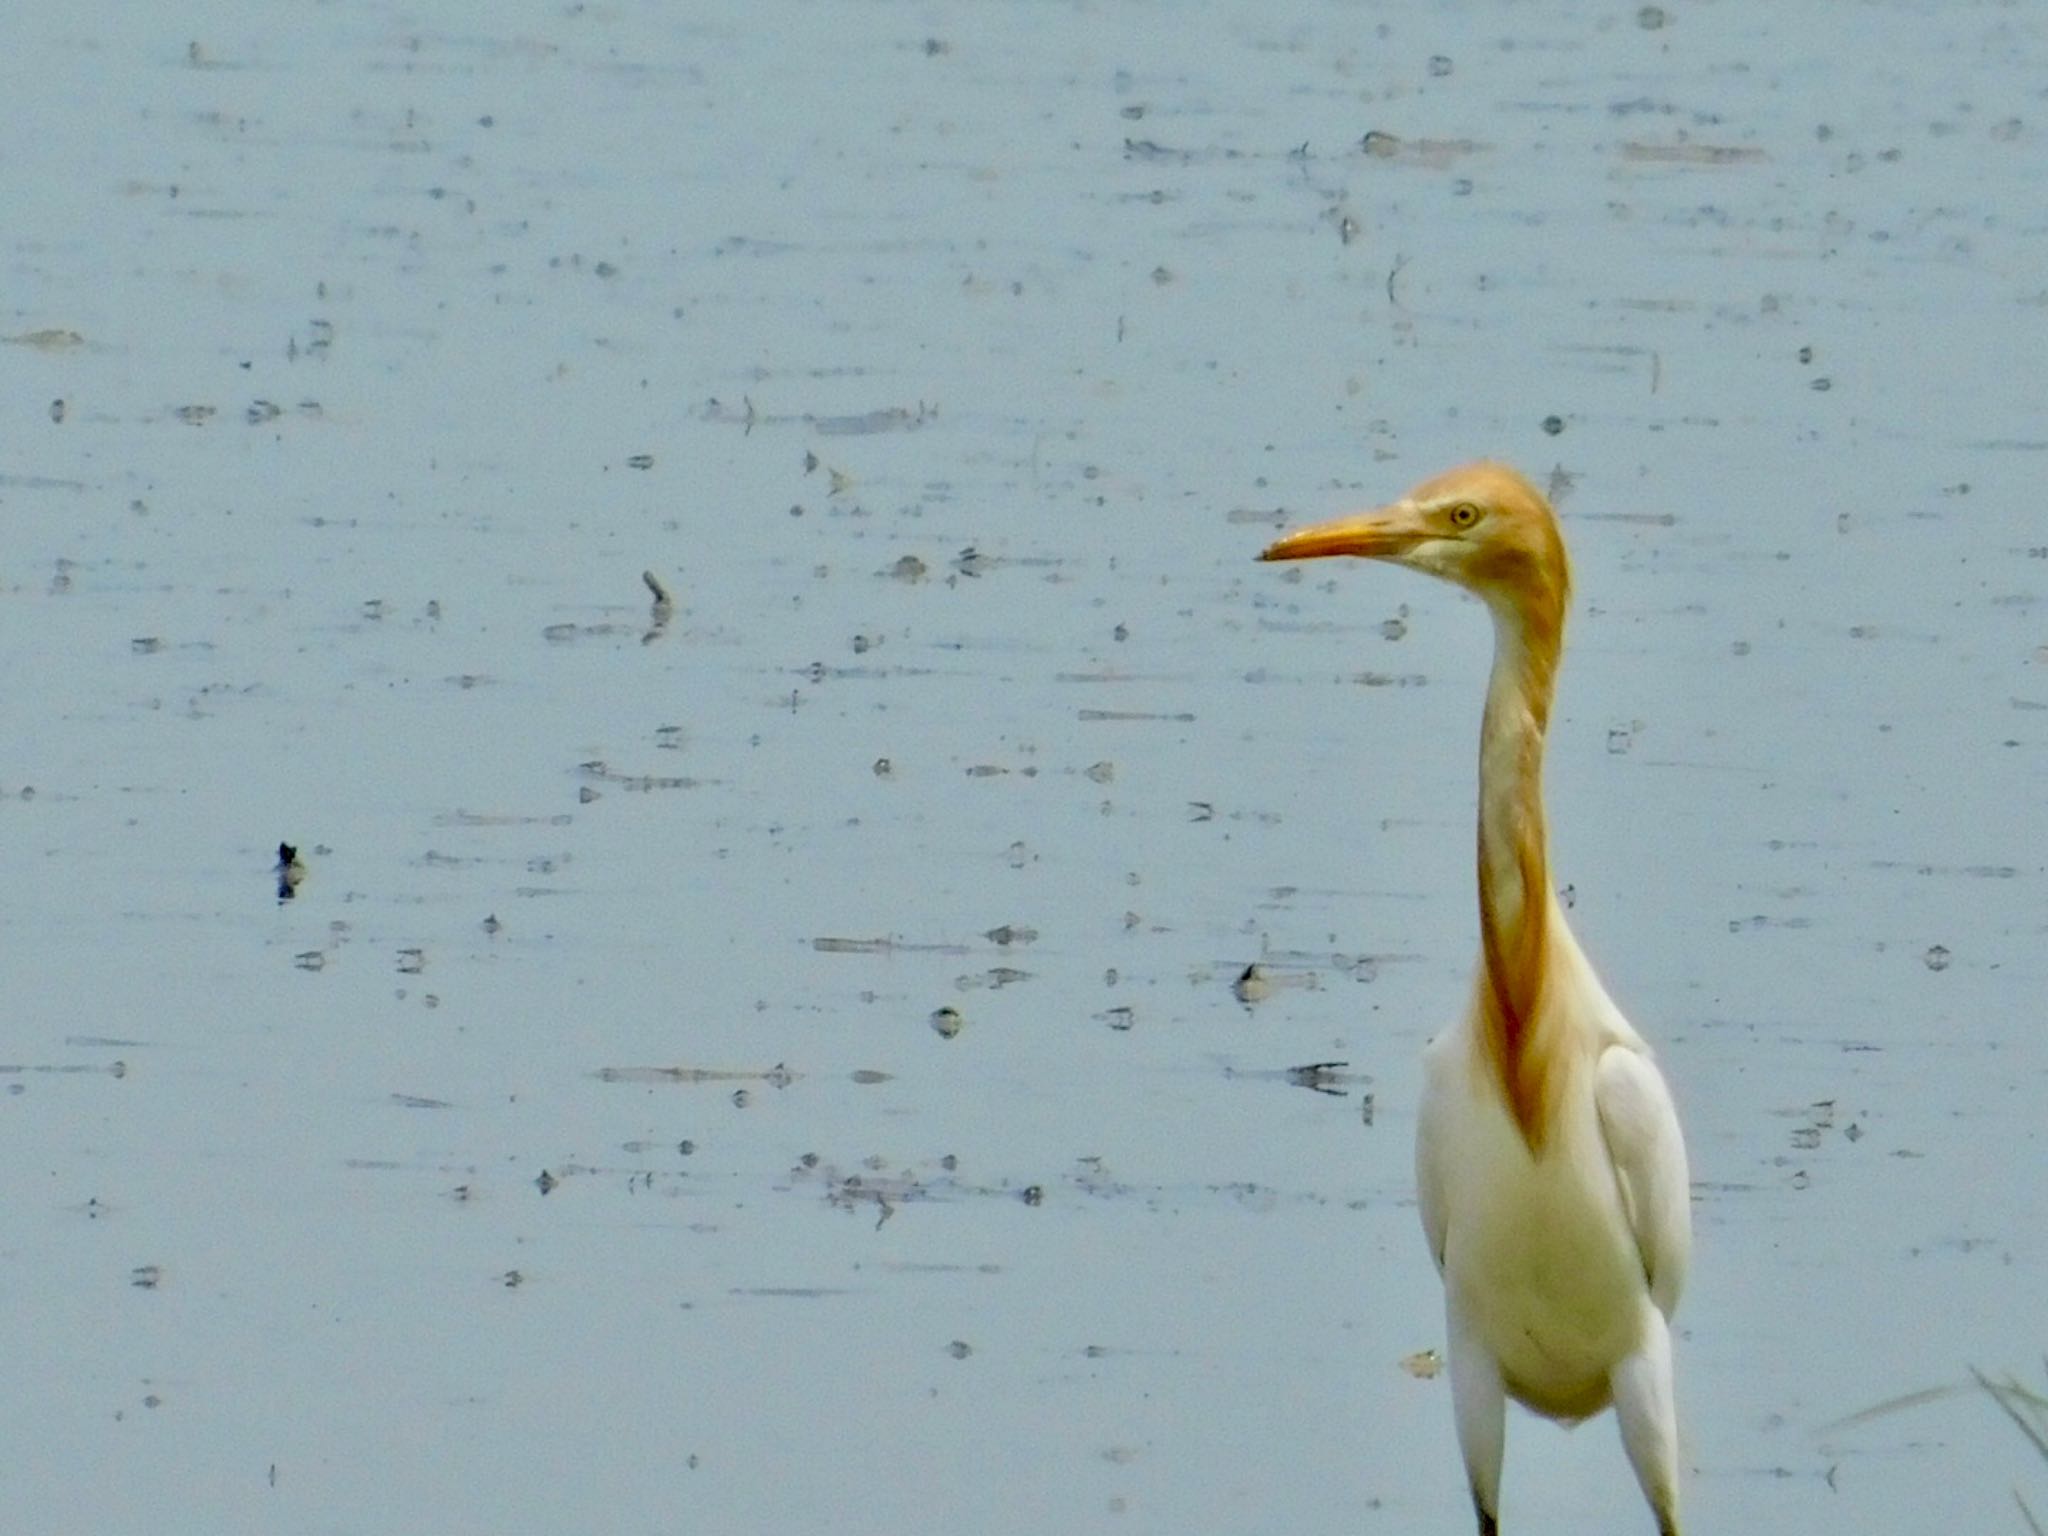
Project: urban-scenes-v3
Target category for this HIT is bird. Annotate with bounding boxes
[1259,461,1692,1535]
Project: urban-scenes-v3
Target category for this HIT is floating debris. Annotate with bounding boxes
[1358,131,1487,167]
[576,761,706,792]
[1783,1100,1838,1154]
[1350,671,1429,688]
[930,1006,964,1039]
[1122,136,1199,164]
[1286,1061,1352,1097]
[699,395,757,430]
[434,810,576,831]
[815,936,892,955]
[4,328,86,351]
[1219,1058,1372,1098]
[730,1285,855,1299]
[0,1059,129,1079]
[1401,1349,1443,1379]
[956,966,1030,991]
[274,841,305,900]
[642,569,674,643]
[984,924,1038,946]
[1618,139,1767,165]
[1727,913,1812,932]
[594,1063,797,1088]
[543,619,643,645]
[813,935,969,956]
[1226,506,1291,527]
[1233,963,1271,1005]
[812,402,935,436]
[771,1152,1350,1227]
[703,397,934,437]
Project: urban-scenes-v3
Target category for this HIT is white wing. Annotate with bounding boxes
[1415,1034,1457,1272]
[1594,1044,1692,1318]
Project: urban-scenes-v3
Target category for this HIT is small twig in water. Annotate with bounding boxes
[641,570,675,644]
[1973,1366,2048,1462]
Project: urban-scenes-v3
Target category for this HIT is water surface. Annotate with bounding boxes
[2,4,2043,1531]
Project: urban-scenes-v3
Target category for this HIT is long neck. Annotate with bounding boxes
[1474,597,1564,1148]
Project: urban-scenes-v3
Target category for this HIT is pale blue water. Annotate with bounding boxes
[2,4,2042,1531]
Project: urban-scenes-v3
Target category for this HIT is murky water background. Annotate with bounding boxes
[4,4,2043,1531]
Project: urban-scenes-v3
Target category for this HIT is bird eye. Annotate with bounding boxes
[1447,502,1481,530]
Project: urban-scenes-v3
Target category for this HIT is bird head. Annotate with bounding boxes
[1259,460,1570,624]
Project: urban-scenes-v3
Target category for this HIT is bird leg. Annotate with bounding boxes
[1447,1296,1506,1534]
[1610,1307,1682,1535]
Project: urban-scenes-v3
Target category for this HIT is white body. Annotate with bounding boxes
[1417,892,1691,1529]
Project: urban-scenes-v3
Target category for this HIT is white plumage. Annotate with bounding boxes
[1264,461,1693,1535]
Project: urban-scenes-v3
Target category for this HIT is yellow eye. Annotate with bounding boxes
[1447,502,1481,530]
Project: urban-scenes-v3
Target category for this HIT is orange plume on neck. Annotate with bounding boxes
[1472,534,1569,1151]
[1476,776,1556,1148]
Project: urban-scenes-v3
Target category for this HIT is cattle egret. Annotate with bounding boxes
[1260,461,1692,1535]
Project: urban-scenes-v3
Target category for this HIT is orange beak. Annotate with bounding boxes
[1258,505,1426,564]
